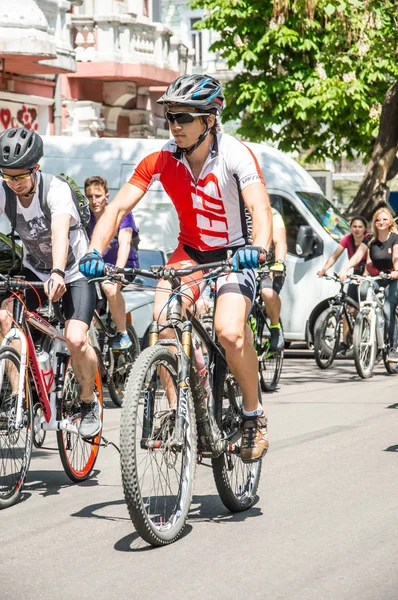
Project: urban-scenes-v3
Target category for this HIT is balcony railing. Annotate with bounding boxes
[71,13,190,74]
[0,0,76,74]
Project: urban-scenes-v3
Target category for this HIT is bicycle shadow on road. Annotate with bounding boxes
[24,468,101,498]
[188,493,262,525]
[71,497,180,552]
[276,360,393,390]
[384,444,398,452]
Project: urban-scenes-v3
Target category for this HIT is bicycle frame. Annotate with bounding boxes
[146,284,227,458]
[324,276,357,341]
[0,293,78,434]
[356,281,385,350]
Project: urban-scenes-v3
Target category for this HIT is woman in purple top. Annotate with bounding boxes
[85,176,139,350]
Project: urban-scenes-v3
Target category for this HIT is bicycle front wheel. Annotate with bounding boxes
[314,308,341,369]
[353,312,376,379]
[108,324,140,407]
[57,358,103,482]
[212,368,262,512]
[120,345,197,546]
[0,346,33,509]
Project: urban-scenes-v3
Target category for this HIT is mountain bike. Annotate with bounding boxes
[91,291,140,407]
[249,269,283,391]
[0,275,103,509]
[91,259,264,546]
[350,273,398,379]
[314,274,357,369]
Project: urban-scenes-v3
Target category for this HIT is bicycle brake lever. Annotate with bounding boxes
[48,279,54,319]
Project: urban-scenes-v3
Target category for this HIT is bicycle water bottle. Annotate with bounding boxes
[193,340,211,398]
[36,346,55,393]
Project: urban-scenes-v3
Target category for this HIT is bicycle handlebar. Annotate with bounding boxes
[0,274,45,291]
[88,253,268,285]
[318,273,341,283]
[347,273,392,283]
[0,275,66,324]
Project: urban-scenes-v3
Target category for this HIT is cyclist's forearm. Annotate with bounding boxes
[90,203,124,254]
[89,183,143,255]
[252,204,272,251]
[341,244,367,272]
[322,255,336,272]
[115,241,131,269]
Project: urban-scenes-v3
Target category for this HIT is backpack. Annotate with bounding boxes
[2,171,91,237]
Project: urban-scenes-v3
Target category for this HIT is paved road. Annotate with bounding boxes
[2,350,398,600]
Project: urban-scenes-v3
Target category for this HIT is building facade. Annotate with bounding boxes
[64,0,190,137]
[0,0,190,138]
[0,0,76,135]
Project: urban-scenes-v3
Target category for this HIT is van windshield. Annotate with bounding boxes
[296,192,351,242]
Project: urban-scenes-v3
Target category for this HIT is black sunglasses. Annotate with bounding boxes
[165,112,211,125]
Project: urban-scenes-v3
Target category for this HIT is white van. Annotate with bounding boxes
[1,136,351,345]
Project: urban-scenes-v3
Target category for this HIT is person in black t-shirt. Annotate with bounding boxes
[339,207,398,362]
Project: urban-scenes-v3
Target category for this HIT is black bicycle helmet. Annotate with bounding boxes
[0,128,43,169]
[157,74,224,113]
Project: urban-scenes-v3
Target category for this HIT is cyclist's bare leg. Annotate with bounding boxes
[0,302,21,394]
[101,281,127,332]
[64,319,97,403]
[214,292,261,412]
[261,287,281,326]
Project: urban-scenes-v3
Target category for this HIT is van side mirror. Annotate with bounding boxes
[296,225,314,257]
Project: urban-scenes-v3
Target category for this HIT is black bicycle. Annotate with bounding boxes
[91,295,140,407]
[314,274,357,369]
[90,260,264,546]
[250,270,283,392]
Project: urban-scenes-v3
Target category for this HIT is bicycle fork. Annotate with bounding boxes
[360,303,378,349]
[143,321,194,451]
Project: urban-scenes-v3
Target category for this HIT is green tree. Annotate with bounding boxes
[191,0,398,219]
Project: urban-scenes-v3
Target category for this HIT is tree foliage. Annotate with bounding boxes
[191,0,398,164]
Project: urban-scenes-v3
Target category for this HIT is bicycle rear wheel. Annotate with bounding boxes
[57,358,103,482]
[0,346,33,509]
[314,307,341,369]
[353,312,376,379]
[258,327,284,392]
[108,324,140,407]
[257,316,284,392]
[212,367,262,512]
[120,345,197,546]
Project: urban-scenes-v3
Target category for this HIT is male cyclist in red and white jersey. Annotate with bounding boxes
[79,74,273,462]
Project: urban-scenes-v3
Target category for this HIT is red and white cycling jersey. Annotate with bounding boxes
[129,132,266,252]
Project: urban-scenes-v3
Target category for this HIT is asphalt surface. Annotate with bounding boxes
[1,347,398,600]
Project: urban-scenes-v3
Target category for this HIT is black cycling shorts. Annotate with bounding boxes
[259,272,286,295]
[22,268,96,326]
